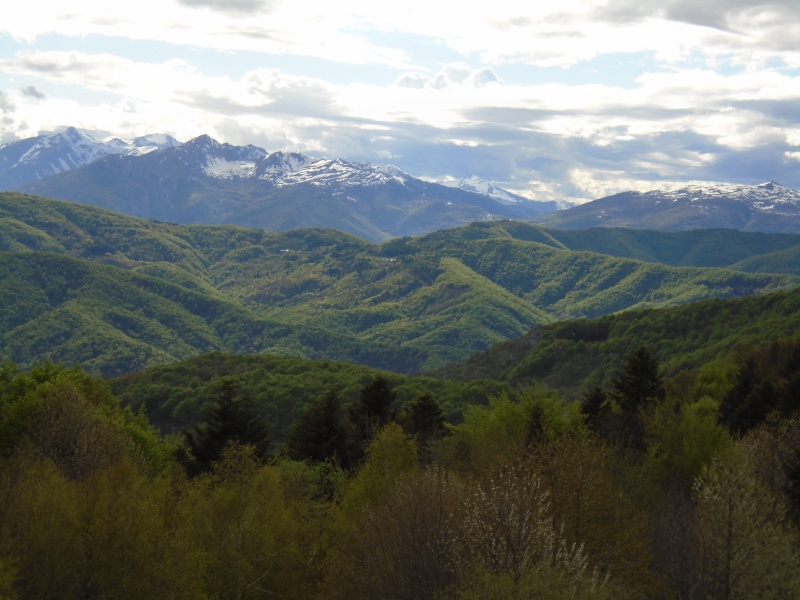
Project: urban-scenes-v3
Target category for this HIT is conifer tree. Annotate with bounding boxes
[719,358,771,435]
[182,377,270,475]
[402,392,447,460]
[285,388,345,463]
[611,345,665,412]
[580,385,608,431]
[345,375,397,468]
[610,345,664,451]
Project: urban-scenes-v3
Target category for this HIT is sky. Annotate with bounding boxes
[2,1,800,202]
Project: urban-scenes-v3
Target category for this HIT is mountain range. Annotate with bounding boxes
[0,127,180,190]
[1,192,798,377]
[5,127,800,239]
[0,128,559,242]
[534,181,800,233]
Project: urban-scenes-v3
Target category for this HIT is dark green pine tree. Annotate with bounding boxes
[718,358,770,435]
[610,345,665,451]
[402,392,447,459]
[611,345,665,412]
[345,375,397,468]
[285,388,346,463]
[182,377,271,475]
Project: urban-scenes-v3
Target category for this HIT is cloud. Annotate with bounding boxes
[395,64,503,90]
[0,92,17,139]
[3,1,800,201]
[178,0,275,15]
[394,73,428,89]
[20,86,45,100]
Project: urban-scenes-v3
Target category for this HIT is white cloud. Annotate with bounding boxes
[394,64,503,91]
[3,0,800,199]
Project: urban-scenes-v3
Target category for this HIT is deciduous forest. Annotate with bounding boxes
[3,193,800,598]
[3,333,800,598]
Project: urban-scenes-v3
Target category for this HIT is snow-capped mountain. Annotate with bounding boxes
[449,175,526,205]
[657,182,800,212]
[534,181,800,233]
[448,175,564,215]
[14,133,554,242]
[7,128,800,238]
[0,127,179,189]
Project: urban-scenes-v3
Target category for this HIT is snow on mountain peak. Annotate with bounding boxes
[447,175,523,205]
[204,157,258,178]
[656,181,800,212]
[258,155,411,188]
[17,127,108,172]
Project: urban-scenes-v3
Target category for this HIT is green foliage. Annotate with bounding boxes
[339,423,419,517]
[1,193,797,377]
[719,338,800,435]
[284,388,346,463]
[401,392,447,458]
[111,351,492,448]
[344,375,398,466]
[694,450,800,598]
[182,377,271,475]
[3,355,800,598]
[442,385,584,474]
[610,345,665,412]
[0,361,171,478]
[645,396,733,490]
[441,286,800,402]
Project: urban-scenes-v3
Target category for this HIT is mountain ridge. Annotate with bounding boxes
[1,192,798,377]
[0,127,180,189]
[2,129,559,242]
[534,181,800,233]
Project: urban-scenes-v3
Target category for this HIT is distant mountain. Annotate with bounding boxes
[1,192,798,377]
[3,130,560,242]
[534,182,800,234]
[446,175,568,211]
[0,127,179,190]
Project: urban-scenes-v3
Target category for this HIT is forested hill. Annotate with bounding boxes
[1,191,799,376]
[109,351,501,443]
[435,284,800,396]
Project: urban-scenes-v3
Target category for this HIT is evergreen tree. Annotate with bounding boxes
[182,377,270,475]
[611,345,665,412]
[609,346,664,451]
[719,358,772,435]
[345,375,397,468]
[285,388,345,463]
[402,392,447,460]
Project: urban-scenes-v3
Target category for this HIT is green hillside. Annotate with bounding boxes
[1,192,798,376]
[436,285,800,396]
[536,226,800,270]
[110,351,501,443]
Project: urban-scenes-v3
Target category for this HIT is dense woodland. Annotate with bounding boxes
[3,192,800,598]
[2,192,799,376]
[3,332,800,598]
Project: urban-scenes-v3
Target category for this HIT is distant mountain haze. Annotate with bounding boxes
[534,182,800,234]
[1,129,559,242]
[4,128,800,240]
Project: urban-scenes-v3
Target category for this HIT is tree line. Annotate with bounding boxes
[2,341,800,598]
